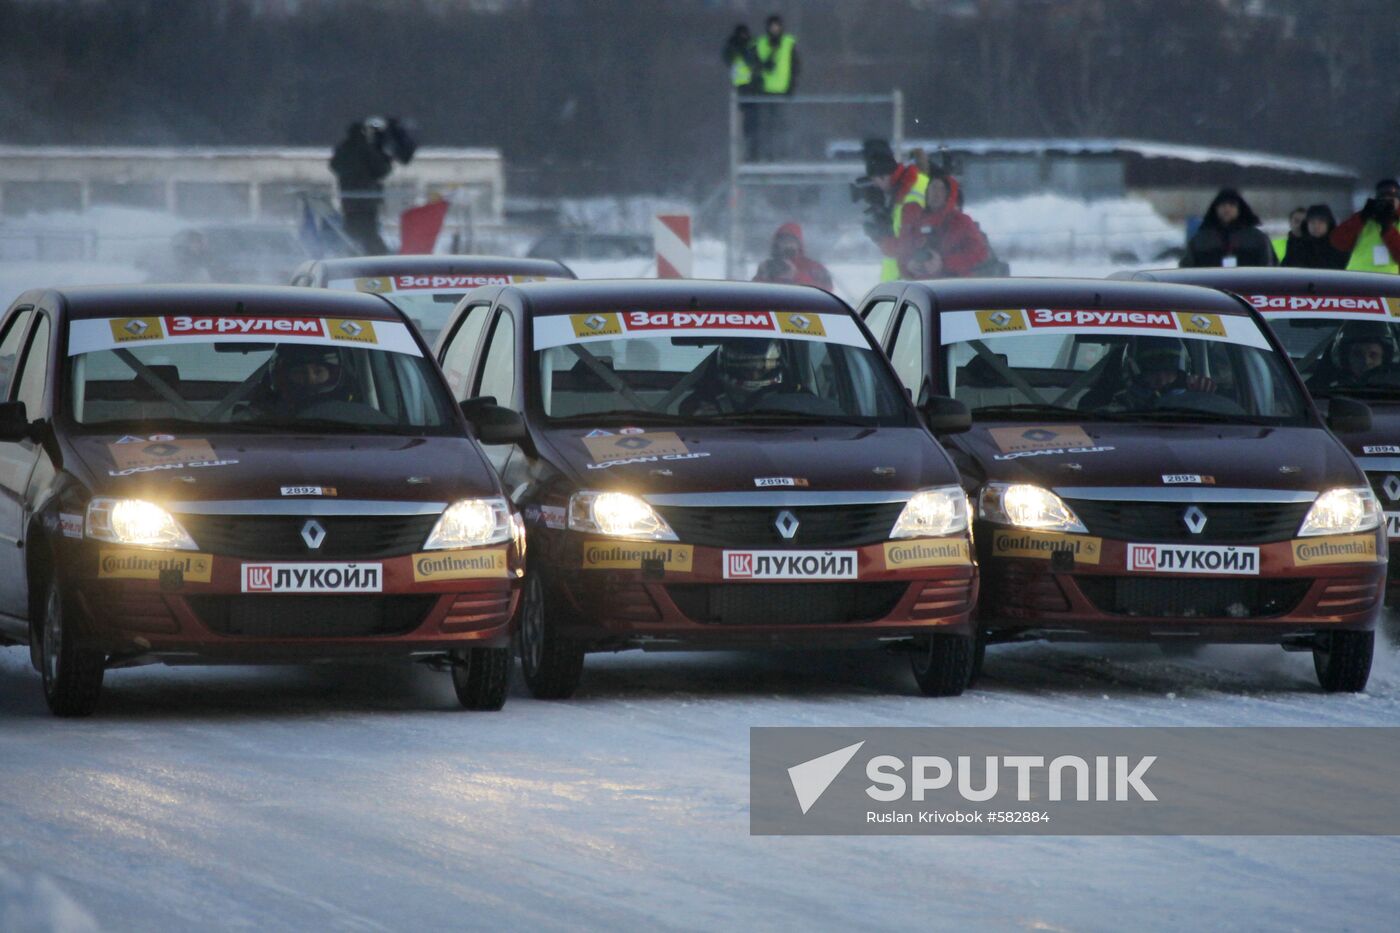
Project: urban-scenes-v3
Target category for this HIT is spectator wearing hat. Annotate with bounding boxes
[1180,188,1276,268]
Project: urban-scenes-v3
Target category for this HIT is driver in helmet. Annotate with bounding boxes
[1329,323,1396,388]
[1111,337,1216,409]
[248,344,353,417]
[682,338,795,414]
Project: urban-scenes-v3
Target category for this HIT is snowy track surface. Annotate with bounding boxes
[3,618,1400,932]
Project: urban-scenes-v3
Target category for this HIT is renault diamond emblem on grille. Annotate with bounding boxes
[301,519,327,550]
[1182,506,1207,535]
[1384,475,1400,502]
[774,509,800,540]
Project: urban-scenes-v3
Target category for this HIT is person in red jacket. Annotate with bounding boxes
[902,172,991,279]
[752,222,834,291]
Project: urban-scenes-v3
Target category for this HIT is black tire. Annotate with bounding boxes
[39,577,104,717]
[1313,630,1373,693]
[450,646,511,711]
[966,631,988,687]
[518,574,585,700]
[910,633,975,697]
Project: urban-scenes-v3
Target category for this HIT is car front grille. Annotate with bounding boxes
[653,503,907,548]
[188,595,438,637]
[1366,472,1400,509]
[665,583,908,626]
[1065,500,1311,544]
[1076,577,1310,619]
[179,514,438,559]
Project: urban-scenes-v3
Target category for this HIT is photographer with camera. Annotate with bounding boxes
[330,116,418,255]
[854,139,928,282]
[1330,178,1400,273]
[753,222,833,291]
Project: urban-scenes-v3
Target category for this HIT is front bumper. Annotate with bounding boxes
[70,544,523,661]
[977,527,1386,642]
[538,533,978,648]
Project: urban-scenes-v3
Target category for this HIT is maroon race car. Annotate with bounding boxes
[0,285,524,716]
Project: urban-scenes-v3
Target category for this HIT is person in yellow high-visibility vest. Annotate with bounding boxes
[1331,179,1400,273]
[753,15,799,159]
[722,23,761,159]
[860,140,929,281]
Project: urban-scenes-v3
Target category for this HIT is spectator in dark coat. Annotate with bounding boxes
[902,173,992,279]
[330,119,393,255]
[1180,188,1276,268]
[753,222,834,291]
[1282,204,1349,270]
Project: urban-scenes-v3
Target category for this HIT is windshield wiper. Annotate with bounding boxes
[248,417,385,434]
[547,410,672,425]
[971,403,1083,419]
[1126,407,1270,425]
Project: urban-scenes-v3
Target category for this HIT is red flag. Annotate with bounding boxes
[399,200,449,255]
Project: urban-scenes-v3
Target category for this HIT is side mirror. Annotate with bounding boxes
[0,401,31,442]
[919,395,972,434]
[461,399,529,446]
[1326,396,1372,435]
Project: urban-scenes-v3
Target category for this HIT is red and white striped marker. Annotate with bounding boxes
[653,213,692,279]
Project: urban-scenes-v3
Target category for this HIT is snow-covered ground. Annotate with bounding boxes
[2,622,1399,931]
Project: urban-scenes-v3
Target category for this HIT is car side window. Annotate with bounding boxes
[439,302,493,401]
[13,314,51,416]
[862,299,897,345]
[888,304,925,396]
[474,311,516,405]
[0,309,34,396]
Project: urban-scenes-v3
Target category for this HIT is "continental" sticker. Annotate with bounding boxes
[412,548,509,581]
[1291,534,1380,566]
[581,541,694,571]
[98,548,213,582]
[883,538,971,569]
[991,530,1102,564]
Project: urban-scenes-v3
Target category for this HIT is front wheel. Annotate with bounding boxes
[39,577,105,717]
[910,633,975,697]
[450,646,512,710]
[1313,630,1373,693]
[518,574,585,700]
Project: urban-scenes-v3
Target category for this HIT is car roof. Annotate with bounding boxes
[1117,266,1400,298]
[313,254,574,279]
[892,277,1252,315]
[34,284,404,321]
[498,278,853,317]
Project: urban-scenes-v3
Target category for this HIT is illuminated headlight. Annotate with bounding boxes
[978,482,1087,533]
[568,491,677,541]
[890,486,970,539]
[424,498,513,549]
[1297,487,1381,537]
[85,497,197,550]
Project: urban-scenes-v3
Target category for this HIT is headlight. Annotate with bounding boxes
[890,486,970,539]
[568,491,677,541]
[1298,487,1381,537]
[86,498,197,550]
[978,482,1087,533]
[424,498,513,549]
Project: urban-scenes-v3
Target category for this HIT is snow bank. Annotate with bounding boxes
[0,861,99,933]
[966,193,1184,263]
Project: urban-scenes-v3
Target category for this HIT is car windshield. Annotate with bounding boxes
[1245,296,1400,399]
[532,309,912,425]
[66,313,458,434]
[380,293,464,345]
[940,308,1309,424]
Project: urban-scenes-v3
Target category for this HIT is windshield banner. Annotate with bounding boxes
[331,275,552,293]
[533,310,868,350]
[939,308,1271,349]
[68,315,423,357]
[1246,294,1400,322]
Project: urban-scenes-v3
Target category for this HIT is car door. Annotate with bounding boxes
[886,301,930,403]
[438,299,495,403]
[859,294,900,346]
[470,306,521,482]
[0,306,49,619]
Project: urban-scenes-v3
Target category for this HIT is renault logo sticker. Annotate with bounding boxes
[301,519,327,550]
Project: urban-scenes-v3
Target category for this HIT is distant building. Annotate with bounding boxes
[0,146,504,222]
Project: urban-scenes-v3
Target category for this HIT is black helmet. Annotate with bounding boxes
[274,343,344,398]
[719,338,784,394]
[1129,336,1188,375]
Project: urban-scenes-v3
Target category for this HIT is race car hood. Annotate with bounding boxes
[1322,398,1400,463]
[70,433,502,504]
[954,421,1362,493]
[536,424,959,497]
